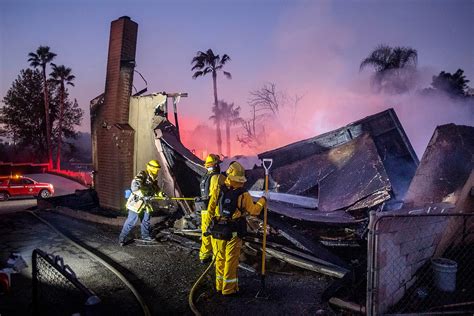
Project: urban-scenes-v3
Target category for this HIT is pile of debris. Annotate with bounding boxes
[149,109,418,277]
[39,106,473,313]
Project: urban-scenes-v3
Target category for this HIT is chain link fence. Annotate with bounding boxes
[367,211,474,315]
[32,248,101,316]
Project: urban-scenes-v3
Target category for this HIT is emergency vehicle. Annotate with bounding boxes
[0,175,54,201]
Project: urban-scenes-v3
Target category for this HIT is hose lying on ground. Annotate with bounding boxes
[28,211,151,316]
[188,257,216,316]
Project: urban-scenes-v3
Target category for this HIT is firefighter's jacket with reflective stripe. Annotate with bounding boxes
[132,170,161,197]
[127,170,163,213]
[209,177,266,295]
[207,178,266,221]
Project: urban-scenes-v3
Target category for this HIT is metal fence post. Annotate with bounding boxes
[366,210,377,316]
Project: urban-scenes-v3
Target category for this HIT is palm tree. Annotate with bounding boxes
[211,101,242,157]
[28,46,57,169]
[50,64,75,170]
[191,49,231,154]
[360,45,417,93]
[431,69,470,97]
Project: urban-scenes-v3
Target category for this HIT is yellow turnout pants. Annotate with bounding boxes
[215,235,242,295]
[199,210,214,260]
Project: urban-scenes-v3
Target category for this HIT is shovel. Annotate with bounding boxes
[256,158,273,299]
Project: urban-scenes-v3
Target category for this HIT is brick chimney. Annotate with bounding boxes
[92,16,138,210]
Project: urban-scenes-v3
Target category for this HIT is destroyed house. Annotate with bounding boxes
[147,108,424,274]
[151,108,419,226]
[80,16,473,314]
[250,108,419,223]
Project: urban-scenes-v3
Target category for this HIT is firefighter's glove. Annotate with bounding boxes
[194,197,202,202]
[157,192,170,201]
[142,196,152,203]
[203,219,215,237]
[155,192,164,199]
[203,228,211,237]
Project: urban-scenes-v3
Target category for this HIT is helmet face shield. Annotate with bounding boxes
[147,160,160,177]
[204,154,221,168]
[147,166,159,177]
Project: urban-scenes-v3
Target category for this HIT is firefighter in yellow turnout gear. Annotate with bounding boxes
[197,154,226,263]
[207,162,266,295]
[119,159,167,246]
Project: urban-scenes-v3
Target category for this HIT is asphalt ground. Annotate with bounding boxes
[0,175,337,315]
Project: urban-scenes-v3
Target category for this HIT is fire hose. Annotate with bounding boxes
[188,256,216,316]
[28,211,151,316]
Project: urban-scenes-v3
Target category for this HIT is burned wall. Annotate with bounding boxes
[404,124,474,207]
[370,124,474,313]
[129,94,166,176]
[371,207,454,314]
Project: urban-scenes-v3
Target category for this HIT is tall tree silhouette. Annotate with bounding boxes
[28,46,56,169]
[211,101,242,157]
[431,69,470,97]
[360,45,417,93]
[1,69,83,162]
[50,64,75,170]
[191,49,231,154]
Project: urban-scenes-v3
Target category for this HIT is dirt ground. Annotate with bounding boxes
[0,210,338,315]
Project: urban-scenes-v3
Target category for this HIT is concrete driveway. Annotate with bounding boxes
[25,173,87,197]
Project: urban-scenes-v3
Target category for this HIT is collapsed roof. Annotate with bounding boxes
[258,108,418,201]
[153,108,419,225]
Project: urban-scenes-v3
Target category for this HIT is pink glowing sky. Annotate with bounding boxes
[1,0,473,158]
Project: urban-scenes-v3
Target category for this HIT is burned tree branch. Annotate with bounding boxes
[248,82,282,116]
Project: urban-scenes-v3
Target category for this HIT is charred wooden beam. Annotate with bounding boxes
[263,247,348,278]
[244,237,345,269]
[268,214,351,269]
[329,297,366,314]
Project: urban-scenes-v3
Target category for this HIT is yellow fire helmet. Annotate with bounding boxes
[146,159,160,177]
[226,161,247,183]
[204,154,221,168]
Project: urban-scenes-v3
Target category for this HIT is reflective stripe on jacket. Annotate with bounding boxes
[132,170,161,198]
[207,177,265,221]
[127,170,163,213]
